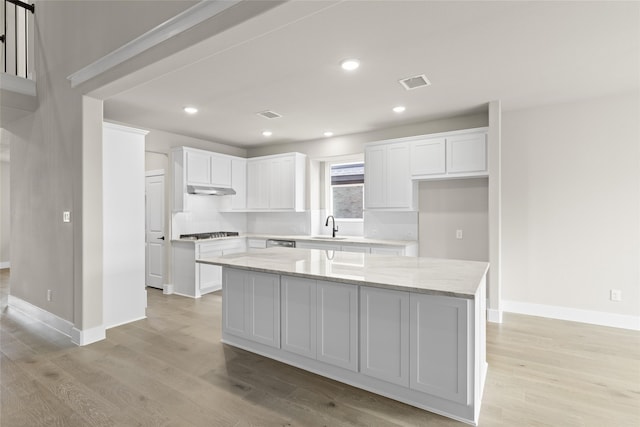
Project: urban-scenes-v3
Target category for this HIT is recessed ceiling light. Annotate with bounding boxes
[262,130,273,137]
[340,59,360,71]
[324,131,334,137]
[183,106,198,114]
[393,106,406,113]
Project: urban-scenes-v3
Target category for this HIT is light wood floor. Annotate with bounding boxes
[1,268,639,426]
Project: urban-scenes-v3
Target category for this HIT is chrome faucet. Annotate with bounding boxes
[325,215,338,238]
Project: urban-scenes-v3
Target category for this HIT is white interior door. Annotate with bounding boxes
[145,173,165,289]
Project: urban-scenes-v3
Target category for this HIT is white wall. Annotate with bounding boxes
[502,92,640,324]
[0,159,9,267]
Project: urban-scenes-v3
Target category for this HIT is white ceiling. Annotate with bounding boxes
[103,0,639,148]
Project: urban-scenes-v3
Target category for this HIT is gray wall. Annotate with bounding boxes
[418,178,489,261]
[502,92,639,317]
[8,1,194,324]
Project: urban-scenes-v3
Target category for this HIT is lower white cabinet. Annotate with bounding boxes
[280,276,358,372]
[222,268,280,348]
[410,293,470,404]
[281,276,317,358]
[360,286,410,387]
[295,240,415,256]
[220,267,483,425]
[173,238,246,298]
[316,280,358,371]
[370,246,404,256]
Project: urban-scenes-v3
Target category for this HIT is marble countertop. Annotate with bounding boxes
[198,247,488,299]
[173,234,417,247]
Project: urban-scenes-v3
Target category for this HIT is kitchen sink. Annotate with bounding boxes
[311,236,347,240]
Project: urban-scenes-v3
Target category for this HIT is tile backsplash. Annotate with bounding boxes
[364,211,418,240]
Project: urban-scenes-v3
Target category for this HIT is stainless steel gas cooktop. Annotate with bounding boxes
[179,231,240,240]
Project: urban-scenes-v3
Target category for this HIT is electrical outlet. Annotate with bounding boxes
[63,211,71,223]
[610,289,622,302]
[47,289,53,302]
[456,229,463,239]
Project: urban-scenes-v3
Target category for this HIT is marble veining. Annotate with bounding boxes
[197,247,488,299]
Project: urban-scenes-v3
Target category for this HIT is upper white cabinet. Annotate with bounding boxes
[172,146,243,212]
[365,142,415,211]
[447,132,487,175]
[246,153,306,211]
[410,138,446,176]
[230,158,247,211]
[410,130,487,180]
[185,149,232,187]
[185,150,212,184]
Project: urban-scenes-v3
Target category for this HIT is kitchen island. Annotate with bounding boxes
[198,247,488,425]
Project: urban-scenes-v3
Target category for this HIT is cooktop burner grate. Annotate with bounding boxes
[180,231,240,240]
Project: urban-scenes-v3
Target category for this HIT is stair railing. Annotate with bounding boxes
[1,0,34,79]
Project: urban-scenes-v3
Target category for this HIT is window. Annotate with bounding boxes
[330,162,364,220]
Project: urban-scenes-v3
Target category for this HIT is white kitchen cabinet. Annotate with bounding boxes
[231,158,247,210]
[360,286,410,387]
[340,245,370,254]
[365,142,414,210]
[197,249,222,290]
[410,293,470,404]
[410,137,446,176]
[364,145,386,208]
[446,133,487,175]
[410,130,487,180]
[281,276,317,359]
[173,238,246,298]
[295,241,342,251]
[294,239,413,256]
[246,153,306,211]
[210,154,232,187]
[222,268,280,349]
[171,147,243,212]
[247,238,267,249]
[370,246,404,256]
[247,159,270,209]
[186,150,212,184]
[185,149,232,187]
[222,268,248,337]
[316,280,358,371]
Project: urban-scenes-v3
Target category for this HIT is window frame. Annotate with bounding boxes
[326,161,365,222]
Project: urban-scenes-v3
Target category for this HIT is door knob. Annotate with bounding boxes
[159,236,165,240]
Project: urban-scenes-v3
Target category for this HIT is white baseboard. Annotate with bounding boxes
[0,261,10,269]
[487,309,503,323]
[71,325,106,346]
[503,300,640,331]
[8,295,75,337]
[8,294,107,345]
[163,283,174,295]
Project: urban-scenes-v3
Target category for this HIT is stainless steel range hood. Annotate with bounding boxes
[187,185,236,196]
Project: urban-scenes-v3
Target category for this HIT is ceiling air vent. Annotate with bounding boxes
[399,74,431,90]
[257,110,282,119]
